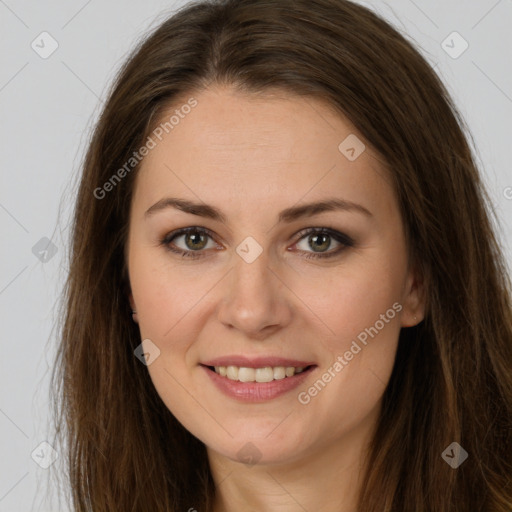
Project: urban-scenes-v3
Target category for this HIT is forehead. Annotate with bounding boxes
[133,85,394,220]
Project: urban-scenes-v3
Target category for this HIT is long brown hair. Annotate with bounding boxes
[50,0,512,510]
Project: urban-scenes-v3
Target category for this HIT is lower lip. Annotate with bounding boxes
[201,365,316,402]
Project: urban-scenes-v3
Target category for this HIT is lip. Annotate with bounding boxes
[200,364,317,402]
[201,355,316,368]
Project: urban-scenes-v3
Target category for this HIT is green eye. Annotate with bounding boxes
[161,227,217,258]
[293,228,354,259]
[161,226,354,260]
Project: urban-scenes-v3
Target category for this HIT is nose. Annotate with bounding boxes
[216,247,293,340]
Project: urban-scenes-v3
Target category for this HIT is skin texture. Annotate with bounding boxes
[127,85,425,511]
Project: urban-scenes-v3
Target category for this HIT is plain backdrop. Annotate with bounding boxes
[1,0,511,510]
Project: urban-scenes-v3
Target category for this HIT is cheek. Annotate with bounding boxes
[291,253,405,348]
[290,250,404,411]
[294,294,401,446]
[130,250,207,342]
[129,257,208,425]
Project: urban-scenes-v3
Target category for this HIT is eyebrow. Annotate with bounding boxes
[144,197,372,223]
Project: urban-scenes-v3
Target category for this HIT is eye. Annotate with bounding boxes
[292,228,354,259]
[160,227,220,258]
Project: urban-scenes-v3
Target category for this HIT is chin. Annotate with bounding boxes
[205,425,310,467]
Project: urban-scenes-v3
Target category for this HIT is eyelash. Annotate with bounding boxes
[160,226,354,260]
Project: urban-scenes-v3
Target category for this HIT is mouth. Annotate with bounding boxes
[200,363,317,402]
[202,364,316,383]
[199,357,318,401]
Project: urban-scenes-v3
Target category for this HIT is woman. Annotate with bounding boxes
[51,0,512,510]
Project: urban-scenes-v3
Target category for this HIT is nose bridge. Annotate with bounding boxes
[232,242,273,294]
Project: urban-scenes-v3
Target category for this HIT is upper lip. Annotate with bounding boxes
[201,356,316,368]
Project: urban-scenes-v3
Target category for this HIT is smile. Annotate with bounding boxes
[200,363,317,402]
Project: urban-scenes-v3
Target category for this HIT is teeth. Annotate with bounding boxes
[226,366,238,380]
[213,365,307,382]
[238,367,255,382]
[255,367,274,382]
[273,366,286,380]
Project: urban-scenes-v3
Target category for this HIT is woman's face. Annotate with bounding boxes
[127,85,425,466]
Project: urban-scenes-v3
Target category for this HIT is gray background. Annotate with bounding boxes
[1,0,511,510]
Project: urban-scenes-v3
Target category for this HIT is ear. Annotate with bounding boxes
[128,292,139,324]
[400,260,426,328]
